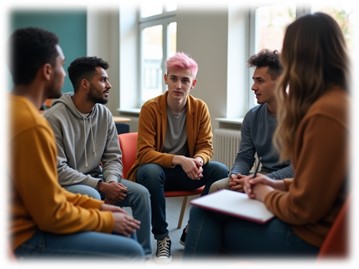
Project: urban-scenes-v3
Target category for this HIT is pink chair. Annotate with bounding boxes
[118,132,204,229]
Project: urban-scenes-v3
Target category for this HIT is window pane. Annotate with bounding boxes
[310,5,354,52]
[167,22,177,58]
[254,4,295,52]
[252,4,295,107]
[141,25,163,103]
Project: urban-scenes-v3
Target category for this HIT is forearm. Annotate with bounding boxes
[267,165,294,180]
[58,164,99,188]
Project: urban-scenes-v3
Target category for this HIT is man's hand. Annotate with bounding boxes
[98,181,128,202]
[172,155,203,180]
[182,157,203,180]
[229,173,246,192]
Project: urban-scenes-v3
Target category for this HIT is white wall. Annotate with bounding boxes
[86,6,249,131]
[87,8,120,114]
[176,8,228,130]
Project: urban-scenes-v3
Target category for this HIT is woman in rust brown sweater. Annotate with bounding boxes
[184,12,349,257]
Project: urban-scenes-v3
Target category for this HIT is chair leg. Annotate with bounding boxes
[177,196,189,229]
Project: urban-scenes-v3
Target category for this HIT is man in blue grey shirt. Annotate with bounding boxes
[210,49,293,193]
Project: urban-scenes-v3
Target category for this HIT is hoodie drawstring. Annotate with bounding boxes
[89,117,97,158]
[82,118,89,167]
[82,117,97,168]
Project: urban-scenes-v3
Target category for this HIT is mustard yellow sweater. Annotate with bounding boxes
[264,87,348,247]
[10,96,114,250]
[128,91,214,181]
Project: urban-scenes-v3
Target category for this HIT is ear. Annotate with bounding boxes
[42,63,53,81]
[80,78,89,89]
[191,79,197,89]
[164,73,168,85]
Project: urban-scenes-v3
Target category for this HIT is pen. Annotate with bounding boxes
[252,157,261,178]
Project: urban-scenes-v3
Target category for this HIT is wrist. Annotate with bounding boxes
[194,156,204,166]
[96,180,103,191]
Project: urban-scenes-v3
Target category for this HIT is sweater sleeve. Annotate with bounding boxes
[14,125,114,234]
[230,111,256,175]
[264,115,347,225]
[266,164,294,180]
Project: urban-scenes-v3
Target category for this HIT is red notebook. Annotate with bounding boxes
[190,189,274,224]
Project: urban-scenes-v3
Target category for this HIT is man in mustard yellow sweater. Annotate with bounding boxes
[127,52,228,262]
[9,27,144,259]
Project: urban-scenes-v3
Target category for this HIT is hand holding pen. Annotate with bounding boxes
[244,157,261,198]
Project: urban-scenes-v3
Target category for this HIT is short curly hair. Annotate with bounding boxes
[247,49,282,80]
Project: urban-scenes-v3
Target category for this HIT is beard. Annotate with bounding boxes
[87,84,108,105]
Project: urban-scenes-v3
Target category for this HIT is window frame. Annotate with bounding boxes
[137,9,176,107]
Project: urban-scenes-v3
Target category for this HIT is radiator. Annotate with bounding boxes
[213,128,241,169]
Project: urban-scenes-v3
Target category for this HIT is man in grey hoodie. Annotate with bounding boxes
[44,56,152,258]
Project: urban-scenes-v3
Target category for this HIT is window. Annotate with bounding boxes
[248,3,354,109]
[138,1,177,105]
[249,4,295,108]
[310,4,354,52]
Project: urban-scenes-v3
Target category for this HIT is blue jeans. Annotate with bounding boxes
[65,179,152,257]
[14,230,144,259]
[184,206,319,258]
[136,161,228,240]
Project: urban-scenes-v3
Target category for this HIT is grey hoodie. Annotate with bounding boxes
[44,93,122,188]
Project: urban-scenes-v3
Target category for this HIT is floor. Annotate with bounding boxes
[150,196,195,261]
[126,195,198,262]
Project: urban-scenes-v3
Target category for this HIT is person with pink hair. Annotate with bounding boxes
[127,52,228,262]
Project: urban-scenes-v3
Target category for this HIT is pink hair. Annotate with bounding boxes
[165,52,198,78]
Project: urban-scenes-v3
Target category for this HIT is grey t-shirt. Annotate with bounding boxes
[163,108,188,156]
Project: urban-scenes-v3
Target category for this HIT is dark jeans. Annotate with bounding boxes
[136,161,228,240]
[184,206,319,258]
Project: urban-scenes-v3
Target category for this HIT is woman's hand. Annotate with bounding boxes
[243,174,276,201]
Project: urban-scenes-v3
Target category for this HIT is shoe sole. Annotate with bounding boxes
[154,256,172,264]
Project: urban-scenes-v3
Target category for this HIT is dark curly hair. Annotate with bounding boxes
[247,49,282,80]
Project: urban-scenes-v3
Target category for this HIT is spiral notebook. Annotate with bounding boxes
[190,189,274,224]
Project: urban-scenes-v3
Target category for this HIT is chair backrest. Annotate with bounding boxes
[118,132,138,178]
[318,196,349,258]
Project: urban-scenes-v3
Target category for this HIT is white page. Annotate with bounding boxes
[190,189,274,224]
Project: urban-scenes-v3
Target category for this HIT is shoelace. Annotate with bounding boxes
[157,238,171,257]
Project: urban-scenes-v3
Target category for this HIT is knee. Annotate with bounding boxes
[137,164,163,178]
[137,164,164,188]
[209,161,229,177]
[127,240,145,258]
[209,177,228,193]
[189,206,205,224]
[209,180,220,193]
[134,183,151,201]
